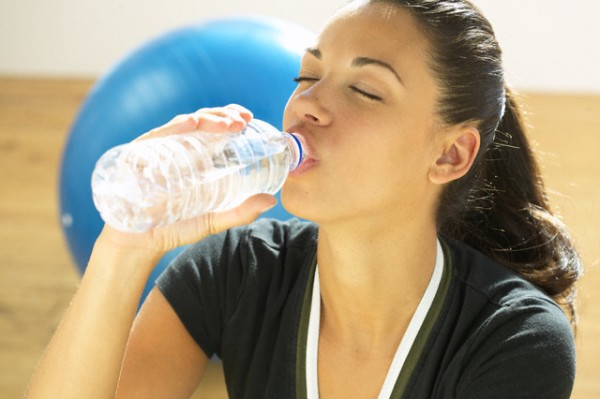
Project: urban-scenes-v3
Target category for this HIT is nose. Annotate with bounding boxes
[289,82,333,126]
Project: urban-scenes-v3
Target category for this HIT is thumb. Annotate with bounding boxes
[154,194,278,250]
[208,194,278,235]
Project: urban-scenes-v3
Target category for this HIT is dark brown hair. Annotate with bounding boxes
[375,0,582,326]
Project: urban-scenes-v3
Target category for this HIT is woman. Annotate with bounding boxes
[27,0,581,398]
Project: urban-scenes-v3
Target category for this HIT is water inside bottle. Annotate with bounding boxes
[92,124,295,232]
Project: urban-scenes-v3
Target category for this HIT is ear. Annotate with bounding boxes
[428,125,480,185]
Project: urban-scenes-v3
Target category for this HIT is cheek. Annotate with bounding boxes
[351,128,434,190]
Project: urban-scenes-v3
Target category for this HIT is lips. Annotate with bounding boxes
[285,127,319,175]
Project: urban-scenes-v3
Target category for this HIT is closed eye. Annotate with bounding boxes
[294,77,384,102]
[351,86,383,102]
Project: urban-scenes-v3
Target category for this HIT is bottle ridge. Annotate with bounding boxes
[91,119,304,232]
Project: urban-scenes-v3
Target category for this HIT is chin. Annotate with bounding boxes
[280,184,318,221]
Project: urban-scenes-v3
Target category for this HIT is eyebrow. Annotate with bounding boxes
[352,57,403,84]
[305,47,403,85]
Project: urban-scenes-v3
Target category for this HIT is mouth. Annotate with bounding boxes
[285,127,319,175]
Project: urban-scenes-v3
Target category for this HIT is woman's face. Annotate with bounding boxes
[281,1,443,225]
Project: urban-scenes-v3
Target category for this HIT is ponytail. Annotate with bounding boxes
[387,0,583,328]
[439,88,582,327]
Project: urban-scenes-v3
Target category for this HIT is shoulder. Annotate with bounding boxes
[194,217,317,250]
[442,235,565,312]
[164,218,318,293]
[174,218,317,265]
[156,219,318,357]
[237,218,318,250]
[439,237,576,398]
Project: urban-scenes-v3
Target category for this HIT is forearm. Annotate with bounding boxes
[26,106,275,398]
[26,237,161,399]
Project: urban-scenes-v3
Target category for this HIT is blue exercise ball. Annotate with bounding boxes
[59,17,315,303]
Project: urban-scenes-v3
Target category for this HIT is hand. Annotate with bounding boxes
[137,104,255,140]
[97,104,278,261]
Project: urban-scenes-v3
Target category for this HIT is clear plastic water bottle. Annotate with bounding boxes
[91,119,305,232]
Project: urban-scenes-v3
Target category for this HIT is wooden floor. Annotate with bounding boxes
[1,77,598,398]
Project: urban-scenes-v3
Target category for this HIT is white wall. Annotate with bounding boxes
[1,0,599,93]
[474,0,600,93]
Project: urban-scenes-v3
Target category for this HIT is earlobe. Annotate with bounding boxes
[428,127,480,185]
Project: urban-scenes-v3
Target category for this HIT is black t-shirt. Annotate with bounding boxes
[157,219,575,398]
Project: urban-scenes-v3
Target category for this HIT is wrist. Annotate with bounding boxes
[92,227,165,273]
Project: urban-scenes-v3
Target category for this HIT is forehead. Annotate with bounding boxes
[316,1,430,59]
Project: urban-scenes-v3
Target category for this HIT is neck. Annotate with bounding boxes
[316,214,438,353]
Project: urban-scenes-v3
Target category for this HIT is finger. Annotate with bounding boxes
[191,106,250,132]
[148,194,277,250]
[136,114,202,141]
[224,104,253,123]
[196,105,252,122]
[135,114,206,141]
[136,109,244,142]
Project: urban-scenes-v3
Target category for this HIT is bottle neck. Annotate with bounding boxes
[243,119,305,171]
[283,132,305,171]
